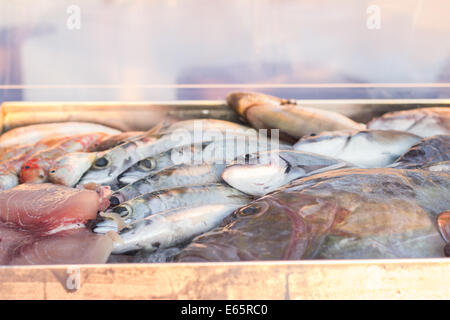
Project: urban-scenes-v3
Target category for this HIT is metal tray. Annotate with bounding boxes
[0,99,449,300]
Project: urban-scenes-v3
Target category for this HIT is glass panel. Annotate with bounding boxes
[1,0,450,101]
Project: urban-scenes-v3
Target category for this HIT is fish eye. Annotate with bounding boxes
[137,157,156,171]
[309,133,317,137]
[49,169,56,174]
[93,156,111,169]
[112,204,132,219]
[239,204,260,216]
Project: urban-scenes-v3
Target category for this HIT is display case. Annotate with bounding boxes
[0,1,449,299]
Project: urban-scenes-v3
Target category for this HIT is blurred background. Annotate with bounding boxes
[0,0,450,103]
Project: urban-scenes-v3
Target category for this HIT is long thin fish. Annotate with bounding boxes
[94,183,252,233]
[110,163,227,206]
[0,122,120,148]
[110,204,240,254]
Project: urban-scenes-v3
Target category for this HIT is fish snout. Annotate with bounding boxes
[20,162,47,183]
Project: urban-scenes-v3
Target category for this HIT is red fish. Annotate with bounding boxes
[19,132,109,184]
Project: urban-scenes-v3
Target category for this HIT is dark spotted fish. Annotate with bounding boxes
[175,168,450,261]
[391,134,450,169]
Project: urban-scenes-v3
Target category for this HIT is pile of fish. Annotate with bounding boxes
[0,92,449,265]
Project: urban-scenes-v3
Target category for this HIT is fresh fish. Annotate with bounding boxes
[0,122,120,148]
[118,135,289,186]
[162,119,256,134]
[391,134,450,169]
[222,150,352,196]
[294,130,422,168]
[117,144,202,185]
[110,163,227,206]
[19,132,108,184]
[79,120,257,186]
[0,183,101,231]
[94,183,252,233]
[0,137,69,190]
[367,107,450,137]
[227,92,365,140]
[1,227,114,265]
[110,204,241,254]
[94,131,145,151]
[48,152,98,187]
[175,168,450,261]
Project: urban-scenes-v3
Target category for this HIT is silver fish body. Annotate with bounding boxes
[222,149,351,196]
[294,130,422,168]
[367,107,450,138]
[110,204,239,254]
[94,183,252,233]
[79,122,257,186]
[111,163,227,206]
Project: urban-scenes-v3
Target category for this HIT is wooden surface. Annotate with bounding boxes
[0,259,449,300]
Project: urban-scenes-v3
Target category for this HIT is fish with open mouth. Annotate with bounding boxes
[94,183,252,234]
[222,149,351,196]
[78,120,257,186]
[175,168,450,261]
[110,163,227,206]
[367,107,450,137]
[294,130,422,168]
[391,134,450,169]
[227,92,365,140]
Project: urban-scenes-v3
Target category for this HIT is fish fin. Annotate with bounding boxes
[437,211,450,243]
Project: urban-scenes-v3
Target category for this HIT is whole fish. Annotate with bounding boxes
[175,168,450,262]
[79,120,257,186]
[294,130,422,168]
[227,92,365,140]
[367,107,450,137]
[48,152,98,187]
[19,132,109,184]
[0,137,69,190]
[94,183,252,233]
[110,163,227,206]
[222,150,352,196]
[110,204,241,254]
[391,134,450,169]
[0,122,120,148]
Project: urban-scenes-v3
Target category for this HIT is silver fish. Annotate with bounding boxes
[367,107,450,138]
[117,143,206,185]
[222,149,351,196]
[94,183,252,233]
[294,130,421,168]
[111,163,227,206]
[79,121,257,186]
[110,204,239,254]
